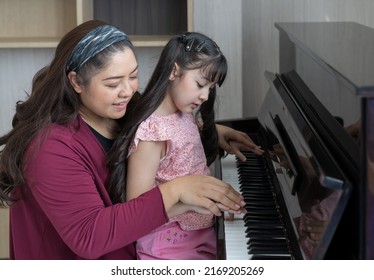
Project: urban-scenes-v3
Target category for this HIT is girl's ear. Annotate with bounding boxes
[169,63,180,81]
[67,71,83,94]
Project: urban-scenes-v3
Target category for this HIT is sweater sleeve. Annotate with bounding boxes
[24,131,168,259]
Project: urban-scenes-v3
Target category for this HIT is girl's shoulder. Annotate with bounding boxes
[135,113,172,142]
[141,112,193,131]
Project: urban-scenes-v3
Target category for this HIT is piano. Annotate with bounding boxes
[214,21,374,260]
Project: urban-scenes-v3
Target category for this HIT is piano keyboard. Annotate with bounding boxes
[221,152,293,260]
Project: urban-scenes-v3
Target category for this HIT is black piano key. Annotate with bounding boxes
[244,209,279,216]
[239,176,270,181]
[243,198,275,204]
[243,188,273,192]
[245,229,284,239]
[246,231,285,239]
[240,185,272,190]
[242,195,274,201]
[249,236,288,244]
[246,226,285,235]
[248,246,289,255]
[238,165,265,170]
[244,210,279,217]
[239,173,270,178]
[245,226,285,236]
[247,223,283,230]
[248,243,289,252]
[244,222,284,228]
[244,205,279,213]
[245,223,284,230]
[241,187,271,192]
[251,254,292,260]
[241,185,272,189]
[246,222,283,229]
[242,194,273,199]
[244,215,280,222]
[245,213,280,220]
[243,196,273,202]
[243,200,275,206]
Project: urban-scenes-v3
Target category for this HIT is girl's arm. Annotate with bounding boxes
[126,139,203,218]
[126,140,164,201]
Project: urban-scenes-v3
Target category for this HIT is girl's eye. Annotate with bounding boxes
[130,75,138,80]
[107,84,119,88]
[197,82,203,88]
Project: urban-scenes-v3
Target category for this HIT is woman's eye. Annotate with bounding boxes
[197,82,203,88]
[130,75,138,80]
[107,84,119,88]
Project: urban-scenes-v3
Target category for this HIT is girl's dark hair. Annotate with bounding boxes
[107,32,228,203]
[0,20,134,206]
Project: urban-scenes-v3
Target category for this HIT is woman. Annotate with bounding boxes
[0,20,262,260]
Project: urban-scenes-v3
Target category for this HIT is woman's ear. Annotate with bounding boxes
[67,71,83,94]
[169,63,180,81]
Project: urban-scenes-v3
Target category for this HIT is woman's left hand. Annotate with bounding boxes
[216,124,264,161]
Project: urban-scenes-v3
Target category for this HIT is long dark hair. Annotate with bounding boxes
[107,32,228,203]
[0,20,134,206]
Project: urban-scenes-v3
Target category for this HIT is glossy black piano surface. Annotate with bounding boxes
[215,22,374,260]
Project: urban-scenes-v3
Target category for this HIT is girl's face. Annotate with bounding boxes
[164,65,215,114]
[71,48,139,125]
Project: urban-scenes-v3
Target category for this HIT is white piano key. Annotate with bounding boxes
[221,154,250,260]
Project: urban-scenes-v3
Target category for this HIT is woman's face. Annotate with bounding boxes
[75,48,139,123]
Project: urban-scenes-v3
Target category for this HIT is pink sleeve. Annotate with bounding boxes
[128,116,170,156]
[25,135,168,259]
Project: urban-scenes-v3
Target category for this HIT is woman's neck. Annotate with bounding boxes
[79,111,118,140]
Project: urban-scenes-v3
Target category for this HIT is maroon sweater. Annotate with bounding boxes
[9,116,168,259]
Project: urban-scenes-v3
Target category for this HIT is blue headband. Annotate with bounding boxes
[66,25,128,72]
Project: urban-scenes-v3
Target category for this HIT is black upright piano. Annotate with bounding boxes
[215,21,374,260]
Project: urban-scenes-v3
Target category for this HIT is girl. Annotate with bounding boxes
[108,32,255,259]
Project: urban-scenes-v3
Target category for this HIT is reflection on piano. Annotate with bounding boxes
[215,22,374,260]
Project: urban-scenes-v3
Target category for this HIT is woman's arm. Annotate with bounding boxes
[216,124,264,160]
[25,134,169,259]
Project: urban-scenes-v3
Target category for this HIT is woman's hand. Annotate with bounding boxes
[158,175,246,217]
[345,121,360,143]
[216,124,264,161]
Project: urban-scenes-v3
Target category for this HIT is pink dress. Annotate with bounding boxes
[128,112,216,260]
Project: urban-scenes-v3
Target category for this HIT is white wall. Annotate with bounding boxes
[193,0,243,120]
[0,49,53,135]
